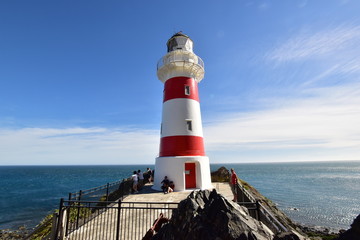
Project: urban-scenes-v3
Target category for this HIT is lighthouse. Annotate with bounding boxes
[153,32,212,191]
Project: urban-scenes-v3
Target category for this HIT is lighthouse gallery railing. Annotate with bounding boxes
[157,50,204,70]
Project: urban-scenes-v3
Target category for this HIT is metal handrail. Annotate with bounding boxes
[69,179,124,200]
[237,182,256,202]
[236,181,288,233]
[258,201,288,232]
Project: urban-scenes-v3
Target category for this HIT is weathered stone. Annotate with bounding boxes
[211,167,230,182]
[336,213,360,240]
[273,232,300,240]
[152,189,273,240]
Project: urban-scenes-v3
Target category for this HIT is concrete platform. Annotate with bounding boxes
[122,182,234,203]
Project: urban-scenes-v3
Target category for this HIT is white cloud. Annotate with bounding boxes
[267,25,360,63]
[2,82,359,165]
[204,83,360,162]
[1,84,359,165]
[0,127,159,165]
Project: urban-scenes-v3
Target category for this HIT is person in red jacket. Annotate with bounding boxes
[230,168,238,202]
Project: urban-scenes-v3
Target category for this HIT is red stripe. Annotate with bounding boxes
[163,77,199,102]
[159,135,205,157]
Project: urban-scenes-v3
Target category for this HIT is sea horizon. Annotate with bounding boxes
[2,159,359,166]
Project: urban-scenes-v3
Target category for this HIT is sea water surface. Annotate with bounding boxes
[0,161,359,231]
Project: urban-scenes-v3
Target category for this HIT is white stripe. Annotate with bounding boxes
[161,98,204,137]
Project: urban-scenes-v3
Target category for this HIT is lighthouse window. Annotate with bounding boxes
[185,86,190,95]
[186,120,192,131]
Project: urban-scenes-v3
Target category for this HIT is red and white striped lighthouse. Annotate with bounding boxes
[153,32,212,191]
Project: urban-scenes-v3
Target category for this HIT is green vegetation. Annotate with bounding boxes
[307,231,339,240]
[238,179,251,190]
[27,212,56,240]
[27,205,92,240]
[68,205,92,223]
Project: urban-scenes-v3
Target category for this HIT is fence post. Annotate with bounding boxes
[54,198,64,240]
[106,183,110,201]
[240,185,245,202]
[116,199,122,240]
[120,179,124,200]
[49,212,58,240]
[78,190,82,201]
[75,190,82,229]
[256,200,261,221]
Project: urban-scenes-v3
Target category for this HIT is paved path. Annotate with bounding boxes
[122,182,233,203]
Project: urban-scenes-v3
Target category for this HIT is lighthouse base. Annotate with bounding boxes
[152,156,213,192]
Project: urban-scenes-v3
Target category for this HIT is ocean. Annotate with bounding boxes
[0,161,359,231]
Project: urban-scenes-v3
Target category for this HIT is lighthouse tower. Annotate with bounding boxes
[153,32,212,191]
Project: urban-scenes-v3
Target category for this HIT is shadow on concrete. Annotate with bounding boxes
[136,184,160,195]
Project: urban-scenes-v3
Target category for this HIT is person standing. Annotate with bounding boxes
[146,167,152,182]
[131,171,138,193]
[230,168,238,202]
[138,170,144,190]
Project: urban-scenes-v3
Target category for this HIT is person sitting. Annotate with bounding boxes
[168,181,175,193]
[161,176,170,194]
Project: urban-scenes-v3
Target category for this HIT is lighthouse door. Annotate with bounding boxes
[185,163,196,189]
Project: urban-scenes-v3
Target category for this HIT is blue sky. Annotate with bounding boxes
[1,0,360,165]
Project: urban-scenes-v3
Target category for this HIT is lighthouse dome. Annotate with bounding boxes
[167,32,194,53]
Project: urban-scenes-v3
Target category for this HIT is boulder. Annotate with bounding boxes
[152,189,273,240]
[273,232,300,240]
[336,213,360,240]
[211,166,230,182]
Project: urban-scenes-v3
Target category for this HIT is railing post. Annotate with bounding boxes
[68,192,72,201]
[54,198,64,240]
[116,199,122,240]
[76,190,82,229]
[120,179,124,200]
[78,190,82,201]
[49,212,58,240]
[106,183,110,201]
[256,200,261,221]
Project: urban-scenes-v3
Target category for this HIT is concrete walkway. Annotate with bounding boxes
[123,181,234,203]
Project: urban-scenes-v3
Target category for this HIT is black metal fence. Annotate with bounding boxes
[55,199,178,240]
[68,180,125,201]
[49,177,287,239]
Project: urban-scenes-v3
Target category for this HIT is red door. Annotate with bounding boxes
[185,163,196,189]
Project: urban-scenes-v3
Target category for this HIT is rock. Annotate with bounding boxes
[0,227,29,240]
[211,166,230,182]
[152,189,273,240]
[336,213,360,240]
[273,232,300,240]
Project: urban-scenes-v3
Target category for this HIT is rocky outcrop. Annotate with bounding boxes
[211,166,230,182]
[273,232,300,240]
[235,177,301,234]
[152,189,274,240]
[336,214,360,240]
